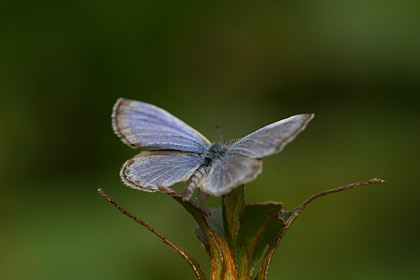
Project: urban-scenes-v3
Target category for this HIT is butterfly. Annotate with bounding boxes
[112,98,314,201]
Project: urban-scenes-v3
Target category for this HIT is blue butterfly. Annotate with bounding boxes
[112,98,314,201]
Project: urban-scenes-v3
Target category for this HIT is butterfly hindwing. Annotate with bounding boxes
[121,150,204,192]
[201,153,262,196]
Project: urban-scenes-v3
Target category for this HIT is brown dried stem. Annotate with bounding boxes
[262,178,385,279]
[97,188,206,280]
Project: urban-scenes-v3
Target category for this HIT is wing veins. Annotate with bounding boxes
[125,109,205,143]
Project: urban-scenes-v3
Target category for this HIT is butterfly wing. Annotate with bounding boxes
[201,154,262,196]
[121,151,204,192]
[200,114,314,196]
[112,98,211,153]
[228,114,314,158]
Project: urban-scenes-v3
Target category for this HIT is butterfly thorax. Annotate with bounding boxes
[204,142,228,161]
[182,142,228,201]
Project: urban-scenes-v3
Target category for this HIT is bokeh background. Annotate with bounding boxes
[1,1,419,279]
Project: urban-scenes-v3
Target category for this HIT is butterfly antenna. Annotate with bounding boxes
[215,125,224,141]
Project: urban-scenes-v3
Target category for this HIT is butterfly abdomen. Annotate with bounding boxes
[182,143,229,201]
[182,163,211,201]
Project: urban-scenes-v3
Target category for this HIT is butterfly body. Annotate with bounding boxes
[112,98,314,200]
[205,142,228,160]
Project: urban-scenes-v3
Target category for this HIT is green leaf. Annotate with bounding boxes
[222,185,245,249]
[235,202,286,279]
[222,186,288,279]
[194,208,224,259]
[194,206,239,279]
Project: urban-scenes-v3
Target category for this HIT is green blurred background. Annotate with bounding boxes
[1,1,419,279]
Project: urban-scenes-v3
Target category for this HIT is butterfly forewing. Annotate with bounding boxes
[121,151,204,192]
[112,98,211,153]
[229,114,314,158]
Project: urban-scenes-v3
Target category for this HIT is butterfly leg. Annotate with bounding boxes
[195,191,209,206]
